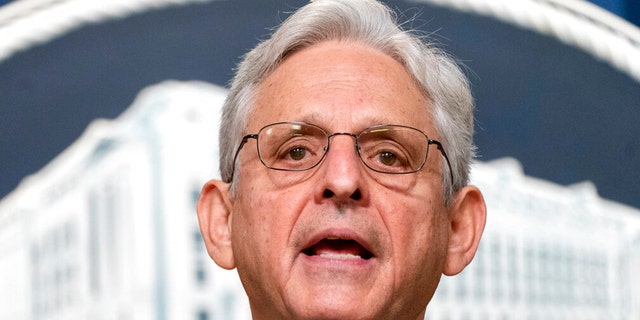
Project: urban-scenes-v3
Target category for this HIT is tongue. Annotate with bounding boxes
[307,239,371,259]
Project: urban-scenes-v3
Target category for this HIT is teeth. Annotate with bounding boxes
[319,252,361,259]
[326,236,341,240]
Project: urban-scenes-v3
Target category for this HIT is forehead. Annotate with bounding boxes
[251,41,433,133]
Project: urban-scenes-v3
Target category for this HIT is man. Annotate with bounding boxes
[197,0,486,319]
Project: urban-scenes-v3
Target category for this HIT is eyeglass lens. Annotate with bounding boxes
[256,122,429,174]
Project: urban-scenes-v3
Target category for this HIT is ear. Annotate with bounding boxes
[443,185,487,276]
[196,179,236,270]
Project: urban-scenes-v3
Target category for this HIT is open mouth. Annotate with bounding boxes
[303,238,373,260]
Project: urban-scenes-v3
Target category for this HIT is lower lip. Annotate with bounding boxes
[300,252,374,267]
[295,252,378,286]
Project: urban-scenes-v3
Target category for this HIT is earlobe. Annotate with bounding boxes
[196,179,236,270]
[443,185,487,276]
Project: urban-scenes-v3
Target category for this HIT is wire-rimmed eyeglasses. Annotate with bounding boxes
[229,122,454,182]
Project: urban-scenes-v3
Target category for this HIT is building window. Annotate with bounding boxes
[474,241,486,301]
[195,260,207,285]
[196,309,209,320]
[524,243,536,304]
[194,229,207,286]
[455,270,468,300]
[88,191,101,296]
[30,220,78,318]
[222,291,236,320]
[194,230,205,253]
[192,185,201,209]
[491,237,503,301]
[507,239,519,302]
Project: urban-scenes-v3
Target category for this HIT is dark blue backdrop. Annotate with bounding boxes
[1,0,639,207]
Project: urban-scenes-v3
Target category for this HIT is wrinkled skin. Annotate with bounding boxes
[197,41,486,320]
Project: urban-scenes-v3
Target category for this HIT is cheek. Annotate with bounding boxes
[230,192,283,293]
[383,190,450,275]
[232,182,307,259]
[230,183,272,260]
[232,195,273,251]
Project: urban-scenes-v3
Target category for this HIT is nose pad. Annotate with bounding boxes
[323,133,361,168]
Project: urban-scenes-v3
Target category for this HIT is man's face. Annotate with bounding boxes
[229,41,453,319]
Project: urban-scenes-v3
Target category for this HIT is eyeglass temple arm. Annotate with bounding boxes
[228,134,258,182]
[429,140,455,185]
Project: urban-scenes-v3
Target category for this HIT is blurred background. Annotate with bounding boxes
[1,0,639,207]
[0,0,639,319]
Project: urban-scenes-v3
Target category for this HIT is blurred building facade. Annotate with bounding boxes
[0,81,638,320]
[430,160,640,319]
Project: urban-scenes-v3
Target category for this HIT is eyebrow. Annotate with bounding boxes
[295,113,397,131]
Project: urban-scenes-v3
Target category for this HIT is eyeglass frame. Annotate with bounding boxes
[228,121,454,183]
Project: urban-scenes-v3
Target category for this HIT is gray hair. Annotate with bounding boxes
[218,0,475,205]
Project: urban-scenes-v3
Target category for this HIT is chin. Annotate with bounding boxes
[284,289,389,320]
[293,304,373,320]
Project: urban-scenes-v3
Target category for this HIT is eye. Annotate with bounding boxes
[377,151,398,166]
[288,147,307,161]
[259,123,328,170]
[273,139,320,168]
[362,142,412,172]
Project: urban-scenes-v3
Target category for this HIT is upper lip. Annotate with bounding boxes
[302,228,376,259]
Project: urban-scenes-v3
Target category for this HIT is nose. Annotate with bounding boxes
[315,134,367,204]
